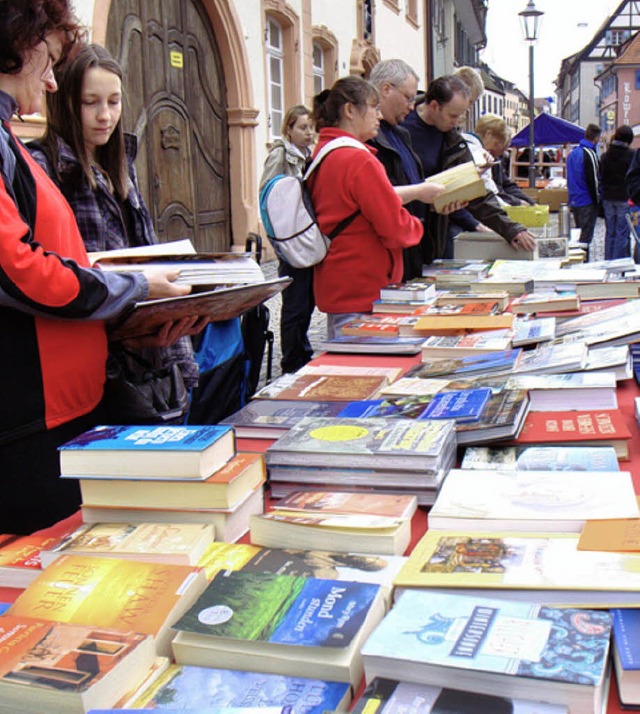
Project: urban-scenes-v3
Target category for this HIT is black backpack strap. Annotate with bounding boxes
[326,209,361,240]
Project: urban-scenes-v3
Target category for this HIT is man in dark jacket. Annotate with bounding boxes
[401,75,535,265]
[567,123,601,260]
[600,125,634,260]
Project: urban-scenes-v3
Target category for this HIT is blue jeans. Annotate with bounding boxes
[603,200,631,260]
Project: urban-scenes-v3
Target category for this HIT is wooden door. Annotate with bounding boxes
[106,0,230,251]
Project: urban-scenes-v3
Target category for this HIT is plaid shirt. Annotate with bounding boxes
[29,134,198,388]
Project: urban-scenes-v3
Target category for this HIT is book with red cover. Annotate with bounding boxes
[513,409,632,460]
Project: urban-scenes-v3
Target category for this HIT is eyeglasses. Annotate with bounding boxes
[391,84,417,105]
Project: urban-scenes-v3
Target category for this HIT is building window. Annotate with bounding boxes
[406,0,418,25]
[313,42,324,96]
[266,16,284,138]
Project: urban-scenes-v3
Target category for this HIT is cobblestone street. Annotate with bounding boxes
[257,216,606,389]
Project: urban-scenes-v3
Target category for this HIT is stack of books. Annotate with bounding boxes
[265,416,457,506]
[59,424,266,542]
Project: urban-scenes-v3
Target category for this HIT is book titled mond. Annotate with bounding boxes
[59,424,235,479]
[171,570,386,687]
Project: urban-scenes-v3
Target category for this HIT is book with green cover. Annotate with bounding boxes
[171,570,386,686]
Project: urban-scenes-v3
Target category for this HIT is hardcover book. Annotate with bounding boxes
[220,400,346,439]
[420,331,513,359]
[413,312,514,333]
[318,335,425,355]
[265,417,457,472]
[509,292,580,315]
[249,510,412,556]
[510,317,556,348]
[611,608,640,708]
[79,452,266,511]
[252,373,388,402]
[108,278,290,341]
[8,555,207,656]
[380,282,435,302]
[351,676,569,714]
[171,570,386,686]
[578,517,640,552]
[393,530,640,607]
[428,468,638,532]
[0,615,155,714]
[39,522,215,568]
[460,445,620,472]
[59,424,236,480]
[501,372,618,412]
[453,389,529,444]
[425,161,486,212]
[128,663,352,714]
[275,490,417,520]
[361,590,611,714]
[514,409,632,460]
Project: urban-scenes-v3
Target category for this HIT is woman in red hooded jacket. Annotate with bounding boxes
[308,76,442,315]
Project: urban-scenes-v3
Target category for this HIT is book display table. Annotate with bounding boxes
[2,348,638,713]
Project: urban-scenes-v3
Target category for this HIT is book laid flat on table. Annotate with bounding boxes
[8,555,207,657]
[412,311,514,333]
[420,330,513,359]
[171,570,386,687]
[108,277,290,341]
[127,663,352,713]
[513,409,632,460]
[460,444,620,472]
[352,676,569,714]
[453,388,529,445]
[318,335,425,355]
[393,530,640,607]
[220,399,346,439]
[404,348,522,379]
[577,517,640,552]
[0,615,155,714]
[500,372,618,411]
[434,289,511,310]
[275,489,418,520]
[252,373,388,402]
[360,590,611,714]
[78,452,265,511]
[265,417,457,472]
[59,424,235,480]
[196,541,407,595]
[508,291,580,315]
[611,608,640,709]
[427,468,638,532]
[249,510,412,556]
[419,387,492,423]
[39,522,215,568]
[509,342,588,375]
[0,531,76,588]
[380,281,436,302]
[81,481,265,543]
[510,317,556,348]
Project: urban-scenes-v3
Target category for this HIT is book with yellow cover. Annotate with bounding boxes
[0,531,75,588]
[425,161,486,212]
[8,555,207,656]
[0,615,155,714]
[578,518,640,552]
[39,522,215,568]
[393,529,640,607]
[413,312,514,333]
[78,452,265,511]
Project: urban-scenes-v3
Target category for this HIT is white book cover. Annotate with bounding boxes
[428,469,638,532]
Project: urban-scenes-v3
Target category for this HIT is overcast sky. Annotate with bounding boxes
[481,0,623,102]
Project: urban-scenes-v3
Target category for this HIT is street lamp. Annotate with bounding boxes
[519,0,544,189]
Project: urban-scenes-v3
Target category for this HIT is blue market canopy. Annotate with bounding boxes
[510,113,585,147]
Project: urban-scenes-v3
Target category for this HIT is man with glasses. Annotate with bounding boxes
[402,74,535,264]
[368,59,440,280]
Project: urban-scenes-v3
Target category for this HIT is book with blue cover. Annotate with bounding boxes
[122,663,351,713]
[611,608,640,708]
[361,590,611,713]
[171,570,386,686]
[419,387,492,423]
[59,425,235,479]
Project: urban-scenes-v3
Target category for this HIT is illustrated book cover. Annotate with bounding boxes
[265,416,457,472]
[39,522,215,568]
[611,608,640,708]
[8,555,207,657]
[275,490,417,520]
[460,444,620,472]
[171,570,386,686]
[252,373,388,402]
[0,615,155,714]
[419,387,492,423]
[361,590,611,714]
[393,530,640,607]
[59,424,235,479]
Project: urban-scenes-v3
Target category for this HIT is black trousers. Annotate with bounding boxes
[0,405,104,534]
[277,259,315,373]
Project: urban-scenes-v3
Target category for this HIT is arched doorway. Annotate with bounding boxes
[106,0,230,251]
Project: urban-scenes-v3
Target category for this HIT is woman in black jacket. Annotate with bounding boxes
[601,125,634,259]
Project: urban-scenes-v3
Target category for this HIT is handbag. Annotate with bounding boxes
[103,345,190,424]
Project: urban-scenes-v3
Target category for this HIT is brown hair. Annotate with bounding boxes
[41,43,128,199]
[313,75,379,129]
[0,0,81,74]
[281,105,311,138]
[474,114,510,144]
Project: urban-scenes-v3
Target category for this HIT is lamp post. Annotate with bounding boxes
[519,0,544,189]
